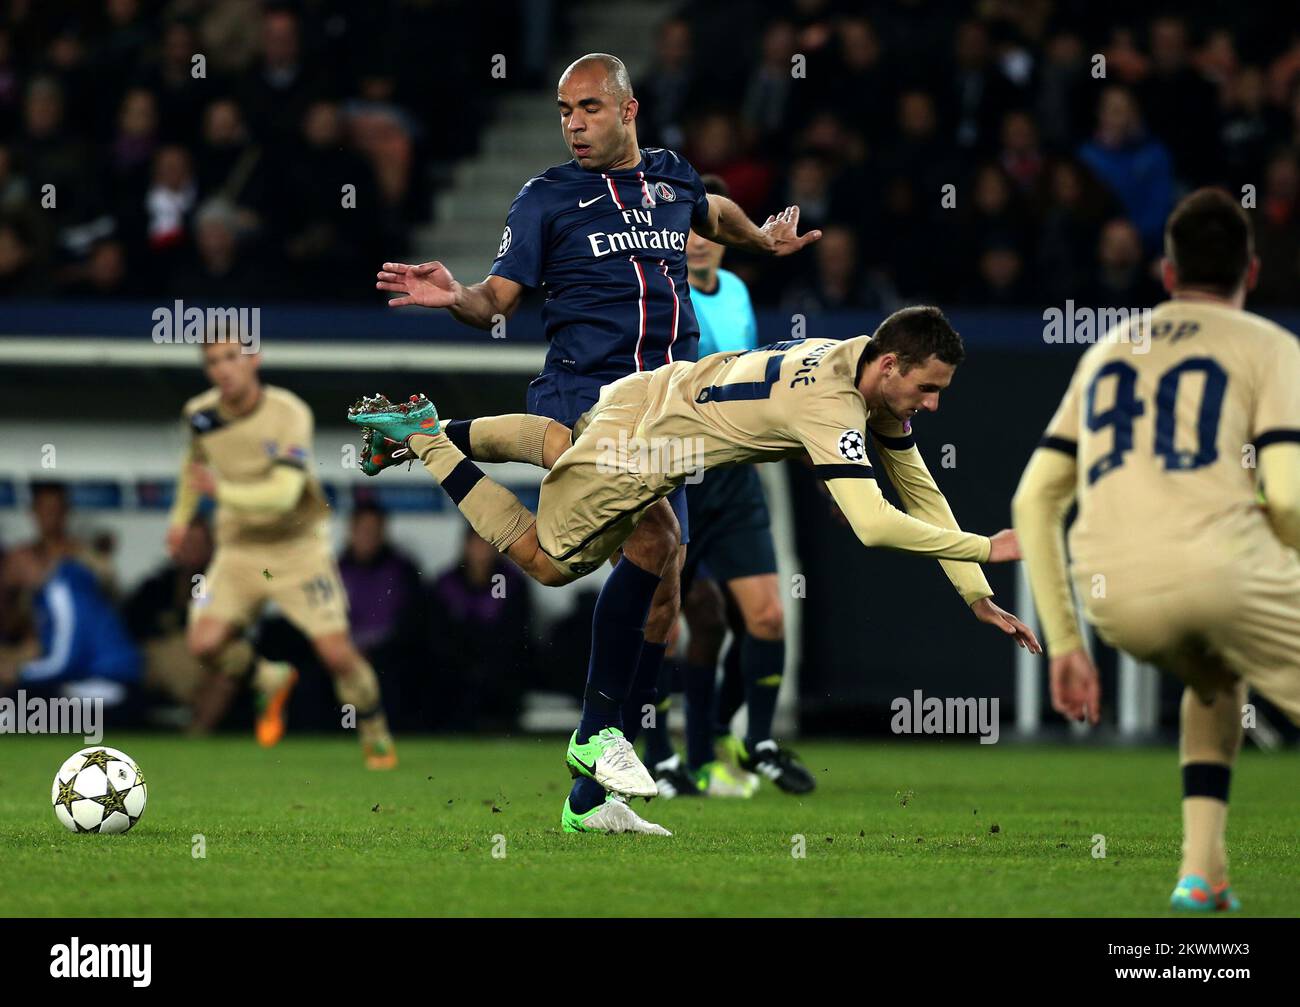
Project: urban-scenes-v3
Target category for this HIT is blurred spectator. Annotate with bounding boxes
[998,110,1045,193]
[782,224,885,312]
[1,482,116,597]
[964,241,1029,306]
[1036,158,1120,305]
[635,17,698,150]
[173,198,265,302]
[1138,16,1221,185]
[425,528,534,731]
[944,19,1024,152]
[195,98,267,220]
[1086,218,1163,308]
[1078,85,1174,253]
[145,144,197,253]
[1253,150,1300,304]
[1036,31,1092,149]
[238,8,328,155]
[741,20,799,149]
[0,553,141,720]
[687,111,773,214]
[337,501,424,729]
[1218,66,1285,183]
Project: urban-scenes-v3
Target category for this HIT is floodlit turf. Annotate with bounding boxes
[2,734,1297,917]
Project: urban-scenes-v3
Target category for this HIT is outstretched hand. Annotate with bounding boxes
[1049,648,1101,724]
[970,597,1042,654]
[761,205,822,256]
[376,260,459,308]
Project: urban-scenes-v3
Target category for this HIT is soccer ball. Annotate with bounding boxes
[51,746,148,834]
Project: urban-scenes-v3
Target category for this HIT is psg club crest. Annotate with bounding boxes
[656,181,676,202]
[838,429,867,463]
[497,225,512,258]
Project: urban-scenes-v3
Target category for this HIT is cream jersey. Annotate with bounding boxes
[177,385,330,546]
[620,335,992,597]
[1041,300,1300,581]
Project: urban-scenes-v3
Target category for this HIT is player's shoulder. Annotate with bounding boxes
[262,385,313,419]
[509,164,574,206]
[643,147,695,174]
[182,387,221,418]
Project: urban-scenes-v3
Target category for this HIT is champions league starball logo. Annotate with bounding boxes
[838,429,867,462]
[497,225,512,258]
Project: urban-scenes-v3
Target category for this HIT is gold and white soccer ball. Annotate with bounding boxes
[51,746,148,834]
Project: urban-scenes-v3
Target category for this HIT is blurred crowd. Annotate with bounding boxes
[2,1,1298,308]
[0,484,563,733]
[650,2,1300,309]
[0,0,501,301]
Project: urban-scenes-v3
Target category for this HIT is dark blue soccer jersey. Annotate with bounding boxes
[489,147,710,381]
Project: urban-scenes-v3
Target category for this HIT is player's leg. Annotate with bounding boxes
[311,630,398,769]
[680,574,729,792]
[185,616,251,733]
[441,414,573,469]
[267,538,399,768]
[563,499,680,823]
[727,573,814,794]
[1172,674,1246,912]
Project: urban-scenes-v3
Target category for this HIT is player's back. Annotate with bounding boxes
[1062,300,1296,580]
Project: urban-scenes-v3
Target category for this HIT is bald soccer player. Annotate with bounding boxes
[374,52,820,832]
[350,305,1040,834]
[169,340,397,768]
[1013,188,1300,912]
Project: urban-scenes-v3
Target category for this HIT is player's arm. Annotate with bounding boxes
[210,465,307,513]
[376,265,525,329]
[1258,442,1300,550]
[1253,331,1300,551]
[377,179,539,326]
[165,422,202,558]
[868,418,993,605]
[1011,369,1100,723]
[794,402,1003,561]
[696,195,822,257]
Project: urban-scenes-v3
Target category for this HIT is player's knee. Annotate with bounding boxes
[187,625,224,661]
[625,504,680,575]
[313,636,358,676]
[684,580,727,653]
[744,599,785,641]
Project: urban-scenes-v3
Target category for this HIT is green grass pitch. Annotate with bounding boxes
[2,734,1297,917]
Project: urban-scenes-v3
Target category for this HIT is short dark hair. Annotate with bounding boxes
[699,173,729,198]
[1164,187,1253,297]
[861,306,965,373]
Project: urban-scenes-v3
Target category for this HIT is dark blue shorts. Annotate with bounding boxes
[681,464,776,591]
[526,368,689,544]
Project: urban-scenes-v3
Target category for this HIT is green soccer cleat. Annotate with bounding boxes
[357,427,414,476]
[566,726,657,798]
[1170,874,1241,912]
[694,760,758,798]
[347,392,441,444]
[561,794,671,835]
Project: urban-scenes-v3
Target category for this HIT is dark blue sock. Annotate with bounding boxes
[569,558,660,815]
[741,634,784,749]
[713,638,745,738]
[575,558,660,741]
[621,640,666,747]
[684,661,717,771]
[641,652,676,766]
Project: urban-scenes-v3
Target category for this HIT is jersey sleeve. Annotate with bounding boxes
[488,180,546,289]
[1040,359,1084,457]
[867,413,993,604]
[1252,330,1300,447]
[792,391,990,562]
[685,161,712,230]
[168,417,202,528]
[275,398,314,470]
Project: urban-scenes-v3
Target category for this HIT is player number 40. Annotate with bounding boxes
[1085,357,1228,485]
